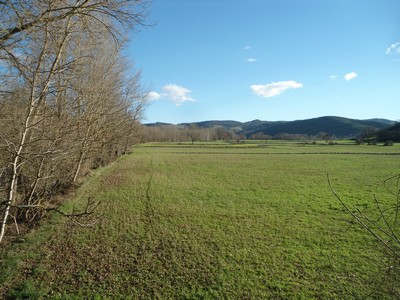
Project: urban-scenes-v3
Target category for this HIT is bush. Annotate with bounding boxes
[384,140,394,146]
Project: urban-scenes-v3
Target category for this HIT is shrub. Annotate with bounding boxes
[384,140,394,146]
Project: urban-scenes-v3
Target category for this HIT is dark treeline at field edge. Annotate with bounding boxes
[143,116,399,143]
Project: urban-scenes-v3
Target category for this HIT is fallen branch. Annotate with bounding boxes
[10,197,101,228]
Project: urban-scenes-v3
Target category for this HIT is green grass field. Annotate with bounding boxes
[1,141,400,299]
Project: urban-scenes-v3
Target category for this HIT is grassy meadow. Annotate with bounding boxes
[1,141,400,299]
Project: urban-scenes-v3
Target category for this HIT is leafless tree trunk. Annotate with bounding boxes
[0,16,74,241]
[0,0,149,243]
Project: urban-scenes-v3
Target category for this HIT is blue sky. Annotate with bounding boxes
[127,0,400,124]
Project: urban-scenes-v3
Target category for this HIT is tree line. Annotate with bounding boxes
[355,125,400,145]
[142,124,340,143]
[142,125,243,143]
[143,123,400,145]
[0,0,149,242]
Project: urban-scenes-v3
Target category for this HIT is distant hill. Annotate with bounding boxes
[180,120,243,129]
[244,116,394,137]
[144,122,175,127]
[144,116,395,138]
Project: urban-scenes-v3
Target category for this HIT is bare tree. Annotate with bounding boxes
[358,127,378,145]
[187,124,201,145]
[0,0,149,243]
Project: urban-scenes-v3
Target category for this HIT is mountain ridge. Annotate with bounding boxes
[144,116,396,138]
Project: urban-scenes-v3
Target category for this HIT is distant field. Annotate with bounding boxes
[143,139,400,153]
[1,141,400,298]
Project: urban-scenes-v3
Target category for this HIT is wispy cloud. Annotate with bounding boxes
[344,72,357,81]
[247,58,257,63]
[250,81,303,98]
[329,75,339,81]
[386,42,400,55]
[244,45,251,50]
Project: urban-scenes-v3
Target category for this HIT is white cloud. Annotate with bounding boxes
[162,84,196,106]
[244,46,251,50]
[329,75,339,81]
[250,81,303,98]
[146,91,161,101]
[344,72,357,81]
[247,58,257,63]
[147,84,196,106]
[386,42,400,55]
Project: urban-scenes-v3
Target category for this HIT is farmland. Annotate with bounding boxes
[1,141,400,299]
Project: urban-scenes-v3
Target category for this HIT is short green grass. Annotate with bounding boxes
[1,141,399,299]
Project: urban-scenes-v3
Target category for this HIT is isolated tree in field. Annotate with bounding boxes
[359,127,378,145]
[316,132,332,143]
[0,0,149,243]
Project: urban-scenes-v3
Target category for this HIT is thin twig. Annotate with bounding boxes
[10,213,20,234]
[373,195,400,244]
[327,174,400,260]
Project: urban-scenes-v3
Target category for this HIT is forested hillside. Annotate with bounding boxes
[144,116,394,142]
[377,122,400,142]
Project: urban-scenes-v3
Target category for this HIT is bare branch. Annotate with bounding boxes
[10,197,101,228]
[327,174,400,260]
[373,195,400,244]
